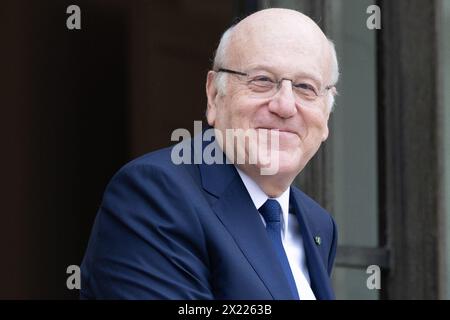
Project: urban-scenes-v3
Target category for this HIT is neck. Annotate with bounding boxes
[237,165,294,198]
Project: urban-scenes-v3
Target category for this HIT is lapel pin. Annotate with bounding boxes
[314,236,322,246]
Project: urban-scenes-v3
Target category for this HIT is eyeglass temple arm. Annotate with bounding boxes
[217,68,248,76]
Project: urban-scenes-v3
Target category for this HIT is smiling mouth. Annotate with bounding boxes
[256,127,297,135]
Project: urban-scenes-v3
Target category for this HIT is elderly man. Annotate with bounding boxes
[81,8,339,300]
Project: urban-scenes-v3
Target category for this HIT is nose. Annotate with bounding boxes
[267,80,297,118]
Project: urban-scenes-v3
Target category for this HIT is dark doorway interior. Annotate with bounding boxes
[0,0,235,298]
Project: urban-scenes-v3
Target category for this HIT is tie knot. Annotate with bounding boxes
[259,199,282,223]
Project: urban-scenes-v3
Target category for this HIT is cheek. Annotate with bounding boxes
[219,98,258,129]
[302,109,329,136]
[213,99,234,130]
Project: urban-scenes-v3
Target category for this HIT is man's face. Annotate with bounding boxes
[206,17,332,179]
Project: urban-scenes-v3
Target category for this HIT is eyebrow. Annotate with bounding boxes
[245,64,323,86]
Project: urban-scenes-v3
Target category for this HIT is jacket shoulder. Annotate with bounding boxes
[112,144,199,184]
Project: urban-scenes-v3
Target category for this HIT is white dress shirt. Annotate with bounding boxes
[235,167,316,300]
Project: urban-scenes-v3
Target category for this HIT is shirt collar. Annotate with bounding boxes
[235,166,290,236]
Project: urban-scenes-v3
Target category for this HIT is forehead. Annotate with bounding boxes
[227,21,330,82]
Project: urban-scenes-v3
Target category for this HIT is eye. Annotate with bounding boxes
[294,83,318,96]
[250,75,275,85]
[248,75,276,91]
[253,75,273,82]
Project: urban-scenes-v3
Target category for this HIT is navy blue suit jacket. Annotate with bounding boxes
[81,135,338,300]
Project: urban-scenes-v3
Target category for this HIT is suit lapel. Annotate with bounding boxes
[199,160,294,299]
[290,189,335,300]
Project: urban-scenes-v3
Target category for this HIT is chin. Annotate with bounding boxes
[277,154,303,175]
[253,149,303,177]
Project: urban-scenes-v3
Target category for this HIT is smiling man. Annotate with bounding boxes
[81,8,339,300]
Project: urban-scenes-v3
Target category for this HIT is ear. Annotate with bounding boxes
[321,123,329,141]
[321,90,336,141]
[321,110,331,141]
[206,71,219,126]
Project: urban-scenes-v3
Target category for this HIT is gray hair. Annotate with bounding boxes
[212,26,235,96]
[211,26,340,112]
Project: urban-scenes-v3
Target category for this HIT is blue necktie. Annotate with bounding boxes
[259,199,300,299]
